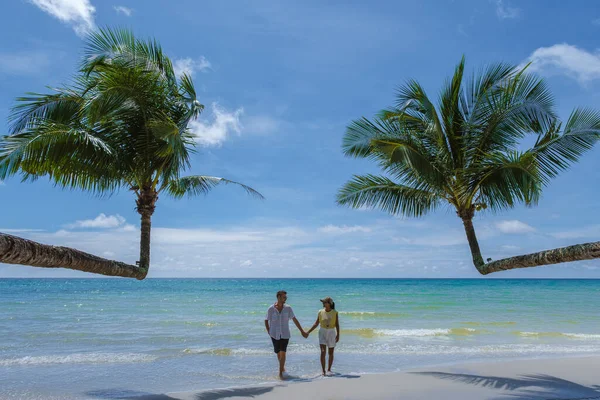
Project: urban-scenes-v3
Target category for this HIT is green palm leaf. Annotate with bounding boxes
[337,174,441,217]
[164,176,265,199]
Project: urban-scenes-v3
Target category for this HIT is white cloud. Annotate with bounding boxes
[113,5,132,16]
[0,51,52,75]
[117,224,137,232]
[66,213,126,229]
[495,0,520,20]
[362,260,384,267]
[30,0,96,37]
[318,225,371,234]
[244,115,281,135]
[496,220,535,234]
[0,180,4,186]
[4,218,599,278]
[593,18,600,26]
[173,57,211,77]
[501,245,520,250]
[523,44,600,83]
[188,103,244,147]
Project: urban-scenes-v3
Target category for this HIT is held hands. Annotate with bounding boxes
[301,331,309,338]
[336,335,339,343]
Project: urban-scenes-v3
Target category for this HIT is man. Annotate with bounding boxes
[265,290,307,379]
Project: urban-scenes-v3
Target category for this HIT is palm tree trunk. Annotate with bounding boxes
[136,186,158,277]
[458,208,485,268]
[477,241,600,275]
[0,233,146,279]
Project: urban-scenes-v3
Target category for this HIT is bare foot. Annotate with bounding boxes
[279,373,284,380]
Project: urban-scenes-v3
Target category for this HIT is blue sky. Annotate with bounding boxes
[1,0,600,278]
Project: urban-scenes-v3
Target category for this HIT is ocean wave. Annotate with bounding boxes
[515,331,600,339]
[344,328,487,338]
[462,321,516,327]
[183,347,271,356]
[0,352,156,366]
[339,311,406,318]
[342,343,600,356]
[182,343,600,357]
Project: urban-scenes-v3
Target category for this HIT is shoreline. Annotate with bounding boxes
[157,355,600,400]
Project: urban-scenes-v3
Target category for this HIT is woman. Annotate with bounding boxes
[307,296,340,376]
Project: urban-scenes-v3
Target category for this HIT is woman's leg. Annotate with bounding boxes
[327,347,334,372]
[320,345,327,375]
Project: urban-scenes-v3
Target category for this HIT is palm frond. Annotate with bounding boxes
[531,107,600,181]
[472,150,541,211]
[164,176,264,199]
[439,56,466,166]
[82,27,177,85]
[337,174,441,217]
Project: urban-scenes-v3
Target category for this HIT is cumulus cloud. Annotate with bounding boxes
[188,103,244,147]
[496,220,535,234]
[173,57,211,77]
[495,0,520,20]
[30,0,96,37]
[523,44,600,84]
[240,260,253,267]
[66,213,126,229]
[113,5,132,16]
[318,225,372,234]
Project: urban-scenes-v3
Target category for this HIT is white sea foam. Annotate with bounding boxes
[0,352,156,366]
[183,347,271,356]
[182,343,600,357]
[517,331,600,339]
[345,328,481,338]
[375,328,451,337]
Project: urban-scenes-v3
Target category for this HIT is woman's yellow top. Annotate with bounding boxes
[318,309,338,329]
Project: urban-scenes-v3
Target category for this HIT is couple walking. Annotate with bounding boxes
[264,290,340,379]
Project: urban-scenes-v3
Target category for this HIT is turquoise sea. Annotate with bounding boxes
[1,278,600,399]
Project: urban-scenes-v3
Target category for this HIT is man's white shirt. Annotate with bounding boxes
[265,304,295,339]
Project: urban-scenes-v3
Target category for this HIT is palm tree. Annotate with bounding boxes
[0,28,263,279]
[338,58,600,275]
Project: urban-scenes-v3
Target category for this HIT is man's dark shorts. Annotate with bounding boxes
[271,337,290,353]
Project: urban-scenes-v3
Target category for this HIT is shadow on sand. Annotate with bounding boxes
[413,371,600,400]
[85,388,179,399]
[86,386,274,400]
[85,372,361,400]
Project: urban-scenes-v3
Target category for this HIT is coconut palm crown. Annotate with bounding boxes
[0,28,263,278]
[338,57,600,273]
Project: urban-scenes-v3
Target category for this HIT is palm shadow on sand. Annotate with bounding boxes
[85,388,179,399]
[86,386,275,400]
[413,371,600,400]
[84,372,360,400]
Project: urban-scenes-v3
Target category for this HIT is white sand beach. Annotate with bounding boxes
[159,356,600,400]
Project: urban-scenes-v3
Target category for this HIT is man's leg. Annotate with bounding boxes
[278,351,286,378]
[320,345,327,375]
[327,347,335,372]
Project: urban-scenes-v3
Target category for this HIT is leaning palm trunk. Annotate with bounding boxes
[460,217,600,275]
[0,233,146,279]
[477,241,600,275]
